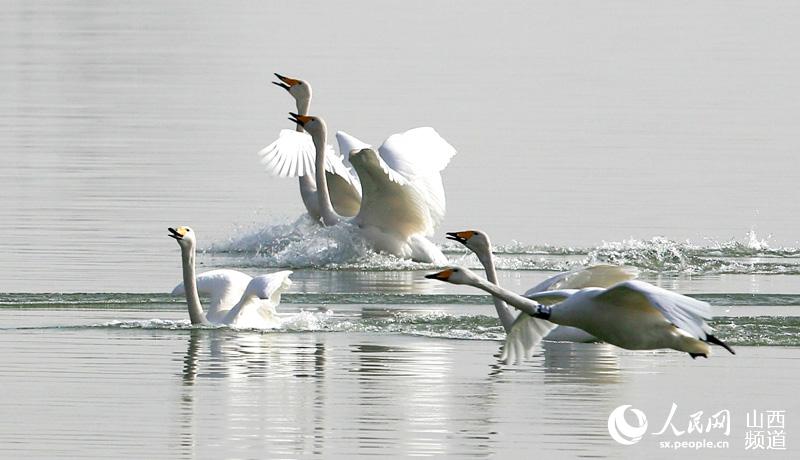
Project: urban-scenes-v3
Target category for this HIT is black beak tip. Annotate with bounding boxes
[168,227,183,240]
[288,112,304,125]
[424,273,439,280]
[445,233,465,244]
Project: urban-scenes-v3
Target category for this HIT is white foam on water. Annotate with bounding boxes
[209,215,439,270]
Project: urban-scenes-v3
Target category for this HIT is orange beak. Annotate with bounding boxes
[445,231,475,244]
[425,268,454,281]
[273,73,302,91]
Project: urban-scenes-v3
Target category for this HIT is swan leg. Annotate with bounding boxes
[689,352,708,359]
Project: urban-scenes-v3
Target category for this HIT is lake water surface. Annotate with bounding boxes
[2,1,799,458]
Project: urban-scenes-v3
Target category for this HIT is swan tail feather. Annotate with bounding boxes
[705,333,735,355]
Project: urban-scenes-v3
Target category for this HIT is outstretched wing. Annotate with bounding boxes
[379,127,456,176]
[220,271,294,328]
[350,148,432,239]
[500,288,571,364]
[504,265,635,365]
[525,264,638,296]
[259,129,357,187]
[501,315,557,364]
[377,127,457,231]
[247,270,294,308]
[596,280,712,339]
[171,269,252,320]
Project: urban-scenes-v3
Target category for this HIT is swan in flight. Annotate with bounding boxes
[271,113,449,264]
[168,226,293,328]
[425,266,735,362]
[445,230,637,350]
[261,74,456,236]
[268,73,361,218]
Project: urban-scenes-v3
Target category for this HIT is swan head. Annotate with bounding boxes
[424,266,479,285]
[288,112,326,138]
[168,226,196,248]
[446,230,491,254]
[273,73,311,106]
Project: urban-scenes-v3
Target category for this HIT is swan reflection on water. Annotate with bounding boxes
[181,329,327,383]
[177,330,505,457]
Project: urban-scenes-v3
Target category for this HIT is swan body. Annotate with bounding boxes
[168,226,293,328]
[425,266,734,363]
[277,113,450,264]
[445,230,637,349]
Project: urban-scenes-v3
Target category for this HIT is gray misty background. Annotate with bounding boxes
[2,0,799,291]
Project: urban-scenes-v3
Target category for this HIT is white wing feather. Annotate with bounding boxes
[170,269,252,321]
[247,270,294,307]
[378,127,456,176]
[377,127,456,230]
[350,149,431,239]
[596,280,713,339]
[220,271,293,328]
[525,264,638,296]
[259,130,356,185]
[501,315,557,364]
[503,265,638,364]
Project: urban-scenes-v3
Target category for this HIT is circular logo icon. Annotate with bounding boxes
[608,405,648,445]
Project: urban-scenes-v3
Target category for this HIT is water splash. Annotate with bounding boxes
[94,309,338,331]
[76,313,800,347]
[207,220,800,274]
[584,232,800,274]
[586,237,708,272]
[208,215,438,270]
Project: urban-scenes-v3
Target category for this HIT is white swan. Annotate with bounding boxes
[425,266,735,362]
[273,113,449,264]
[445,230,637,348]
[269,73,362,218]
[168,226,293,328]
[261,74,455,235]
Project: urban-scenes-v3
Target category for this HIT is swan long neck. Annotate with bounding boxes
[475,247,517,332]
[295,98,310,132]
[294,96,321,219]
[311,125,341,226]
[180,244,209,325]
[468,275,551,320]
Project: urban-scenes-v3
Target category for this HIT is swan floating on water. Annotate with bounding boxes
[168,226,292,328]
[425,265,735,363]
[445,230,637,355]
